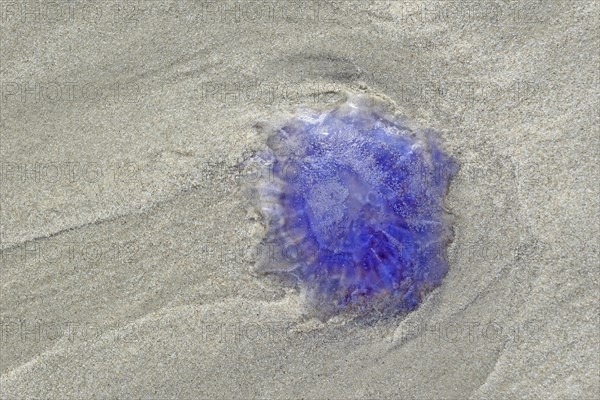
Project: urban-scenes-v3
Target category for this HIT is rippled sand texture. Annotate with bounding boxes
[1,1,598,399]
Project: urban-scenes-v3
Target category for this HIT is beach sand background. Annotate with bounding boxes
[1,1,598,399]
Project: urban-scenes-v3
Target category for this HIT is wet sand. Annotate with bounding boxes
[1,1,598,399]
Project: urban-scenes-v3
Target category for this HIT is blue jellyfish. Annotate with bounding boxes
[247,95,458,318]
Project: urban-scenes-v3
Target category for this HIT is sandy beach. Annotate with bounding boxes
[1,1,598,399]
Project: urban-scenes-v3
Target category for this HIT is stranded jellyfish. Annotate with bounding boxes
[246,95,458,318]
